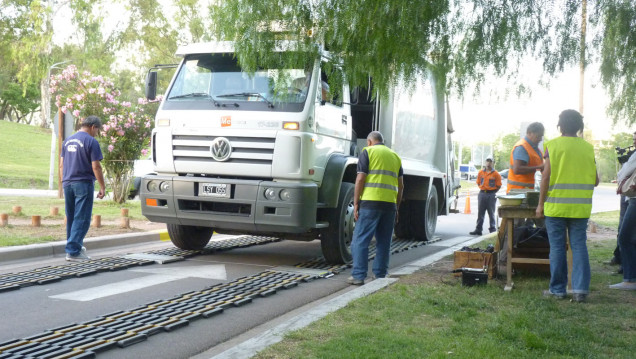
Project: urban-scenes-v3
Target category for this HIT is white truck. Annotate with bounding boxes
[141,41,459,264]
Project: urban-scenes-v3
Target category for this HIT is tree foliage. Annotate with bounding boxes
[209,0,636,125]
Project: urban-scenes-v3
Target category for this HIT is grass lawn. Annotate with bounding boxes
[590,211,619,230]
[0,120,58,189]
[255,237,635,359]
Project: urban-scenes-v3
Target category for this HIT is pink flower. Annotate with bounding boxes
[73,110,80,117]
[117,130,125,136]
[102,125,110,132]
[124,123,131,129]
[141,149,148,156]
[108,145,114,152]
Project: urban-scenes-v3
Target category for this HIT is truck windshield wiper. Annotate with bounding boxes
[216,92,275,108]
[169,92,221,107]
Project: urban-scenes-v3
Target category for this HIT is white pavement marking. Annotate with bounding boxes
[49,264,227,302]
[209,234,495,359]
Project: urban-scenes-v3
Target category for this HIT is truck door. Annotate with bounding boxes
[315,64,351,142]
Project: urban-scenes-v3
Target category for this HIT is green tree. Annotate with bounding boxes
[492,133,520,171]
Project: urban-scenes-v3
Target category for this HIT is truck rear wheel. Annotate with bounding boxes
[167,224,214,250]
[395,188,438,241]
[321,182,355,264]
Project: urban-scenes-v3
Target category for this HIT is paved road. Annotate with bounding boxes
[0,212,481,359]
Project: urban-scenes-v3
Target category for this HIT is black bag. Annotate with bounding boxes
[513,226,550,249]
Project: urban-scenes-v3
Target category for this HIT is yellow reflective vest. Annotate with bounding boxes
[544,136,596,218]
[360,145,402,203]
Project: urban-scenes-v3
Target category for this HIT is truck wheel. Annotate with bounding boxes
[321,182,355,264]
[412,188,439,241]
[167,224,213,250]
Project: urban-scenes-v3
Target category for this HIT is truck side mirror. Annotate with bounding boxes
[145,71,157,101]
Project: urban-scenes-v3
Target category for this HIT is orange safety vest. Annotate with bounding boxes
[507,138,543,193]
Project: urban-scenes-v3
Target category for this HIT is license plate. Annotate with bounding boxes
[199,183,229,198]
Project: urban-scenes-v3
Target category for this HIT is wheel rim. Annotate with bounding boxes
[426,198,437,237]
[343,199,355,253]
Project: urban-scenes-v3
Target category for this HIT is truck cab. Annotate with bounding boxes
[141,41,457,264]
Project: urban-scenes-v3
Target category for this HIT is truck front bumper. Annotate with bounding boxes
[140,176,318,233]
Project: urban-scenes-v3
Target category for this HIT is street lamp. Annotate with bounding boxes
[48,60,72,190]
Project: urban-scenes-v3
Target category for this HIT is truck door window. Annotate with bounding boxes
[320,64,342,107]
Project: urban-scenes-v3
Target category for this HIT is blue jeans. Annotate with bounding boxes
[545,217,590,294]
[476,191,497,232]
[64,181,94,256]
[351,207,396,280]
[618,198,636,282]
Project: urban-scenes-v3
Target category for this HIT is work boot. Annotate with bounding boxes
[608,282,636,291]
[571,293,587,303]
[346,276,364,285]
[489,228,497,233]
[542,290,566,299]
[469,230,482,236]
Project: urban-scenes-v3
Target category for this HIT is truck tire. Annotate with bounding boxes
[167,224,214,250]
[321,182,355,264]
[414,188,438,241]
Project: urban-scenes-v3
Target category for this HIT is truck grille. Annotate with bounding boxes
[172,135,275,164]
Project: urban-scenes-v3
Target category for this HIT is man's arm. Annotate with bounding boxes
[396,176,404,223]
[92,160,106,199]
[535,157,551,218]
[353,173,366,221]
[494,172,502,191]
[512,159,544,174]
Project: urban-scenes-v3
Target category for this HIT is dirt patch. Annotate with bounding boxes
[1,216,166,241]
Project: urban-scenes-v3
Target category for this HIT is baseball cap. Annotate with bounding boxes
[485,157,493,162]
[81,116,102,129]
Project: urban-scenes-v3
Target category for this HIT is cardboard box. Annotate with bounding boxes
[453,251,498,279]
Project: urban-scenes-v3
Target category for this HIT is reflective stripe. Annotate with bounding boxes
[548,183,595,191]
[368,169,398,178]
[545,197,593,204]
[507,180,534,188]
[365,183,398,192]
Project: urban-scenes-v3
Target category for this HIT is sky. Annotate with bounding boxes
[450,61,631,146]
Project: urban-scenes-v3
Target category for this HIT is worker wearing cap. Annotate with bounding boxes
[470,158,502,235]
[60,115,106,261]
[507,122,545,193]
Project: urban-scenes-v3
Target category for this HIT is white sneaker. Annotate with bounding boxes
[66,246,91,261]
[609,282,636,291]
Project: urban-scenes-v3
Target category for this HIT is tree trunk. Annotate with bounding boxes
[40,77,51,128]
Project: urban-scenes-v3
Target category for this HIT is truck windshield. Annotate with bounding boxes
[167,53,311,109]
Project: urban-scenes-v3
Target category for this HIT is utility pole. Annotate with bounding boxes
[47,60,71,190]
[579,0,587,117]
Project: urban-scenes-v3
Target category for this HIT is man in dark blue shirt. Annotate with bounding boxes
[60,116,106,261]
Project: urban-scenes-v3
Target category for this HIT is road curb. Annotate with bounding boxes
[0,230,167,263]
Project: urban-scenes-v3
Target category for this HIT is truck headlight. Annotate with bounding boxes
[264,188,278,200]
[159,181,171,192]
[280,189,292,201]
[147,180,159,193]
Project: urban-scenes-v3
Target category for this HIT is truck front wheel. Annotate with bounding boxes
[321,182,355,264]
[167,224,213,250]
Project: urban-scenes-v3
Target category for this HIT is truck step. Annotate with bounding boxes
[314,222,329,229]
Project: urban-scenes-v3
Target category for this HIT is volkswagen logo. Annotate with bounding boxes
[210,137,232,162]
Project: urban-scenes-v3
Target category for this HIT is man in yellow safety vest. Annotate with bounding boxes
[348,131,404,285]
[536,109,599,302]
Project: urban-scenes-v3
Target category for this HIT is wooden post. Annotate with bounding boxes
[120,217,130,229]
[120,208,129,217]
[12,206,22,215]
[50,206,59,216]
[0,213,8,226]
[92,215,102,228]
[31,215,41,227]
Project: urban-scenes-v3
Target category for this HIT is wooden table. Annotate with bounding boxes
[497,206,572,291]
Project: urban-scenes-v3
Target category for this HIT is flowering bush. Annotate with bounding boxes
[51,65,160,203]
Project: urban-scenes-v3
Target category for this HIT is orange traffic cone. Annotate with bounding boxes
[464,192,471,214]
